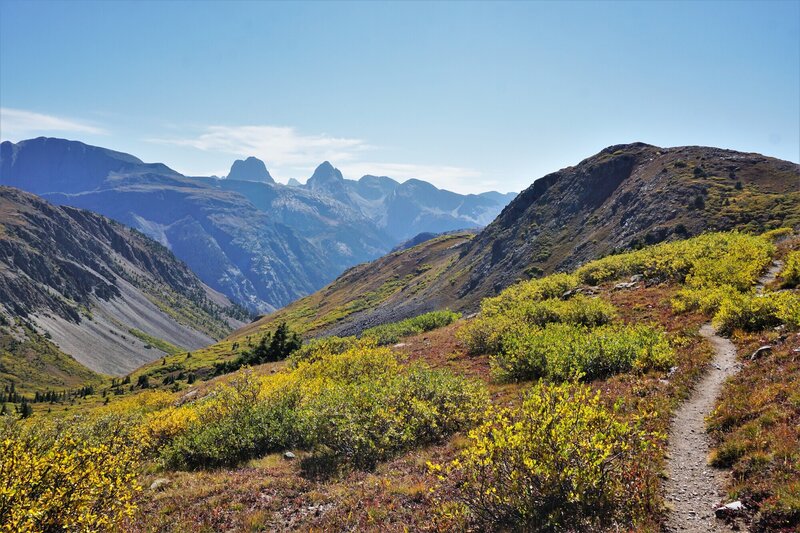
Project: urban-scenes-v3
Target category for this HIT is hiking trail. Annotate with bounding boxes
[663,261,782,532]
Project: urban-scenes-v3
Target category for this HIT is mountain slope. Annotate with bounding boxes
[236,143,800,340]
[0,186,245,377]
[233,231,475,340]
[454,143,800,309]
[0,139,514,312]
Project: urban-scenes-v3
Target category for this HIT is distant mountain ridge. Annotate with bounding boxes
[0,138,515,312]
[302,161,517,241]
[0,186,246,378]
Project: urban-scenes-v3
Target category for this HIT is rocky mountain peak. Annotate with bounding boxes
[308,161,344,186]
[227,157,274,183]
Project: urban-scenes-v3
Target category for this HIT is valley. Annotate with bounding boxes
[2,3,797,531]
[0,142,797,532]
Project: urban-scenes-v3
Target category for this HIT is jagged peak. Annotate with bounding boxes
[309,161,344,185]
[227,156,274,183]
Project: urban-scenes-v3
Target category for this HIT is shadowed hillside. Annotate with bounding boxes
[0,186,246,378]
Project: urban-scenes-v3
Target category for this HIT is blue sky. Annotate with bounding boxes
[1,1,798,193]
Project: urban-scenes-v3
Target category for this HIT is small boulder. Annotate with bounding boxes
[750,345,772,360]
[630,274,643,282]
[614,281,638,290]
[715,500,745,518]
[283,451,296,460]
[150,478,171,491]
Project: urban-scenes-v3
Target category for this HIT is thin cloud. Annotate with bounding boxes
[148,124,492,192]
[0,108,108,139]
[148,125,370,168]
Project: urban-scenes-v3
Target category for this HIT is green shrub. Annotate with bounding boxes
[478,273,579,317]
[671,284,739,315]
[361,310,461,346]
[299,363,486,469]
[161,371,300,469]
[155,346,487,471]
[517,295,617,328]
[460,296,616,355]
[444,382,660,530]
[493,323,674,382]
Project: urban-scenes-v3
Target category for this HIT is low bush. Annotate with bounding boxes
[0,414,143,531]
[160,371,301,469]
[492,323,674,382]
[762,227,794,241]
[152,346,487,471]
[712,291,800,335]
[671,284,739,315]
[780,251,800,289]
[361,310,461,346]
[575,231,774,289]
[478,273,579,317]
[288,335,364,367]
[460,296,616,355]
[442,382,661,530]
[299,363,486,470]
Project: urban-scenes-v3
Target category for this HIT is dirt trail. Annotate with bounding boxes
[664,261,782,532]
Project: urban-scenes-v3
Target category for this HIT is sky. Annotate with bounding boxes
[1,1,798,194]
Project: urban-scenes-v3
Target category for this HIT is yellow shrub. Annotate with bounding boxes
[712,291,800,334]
[142,406,200,451]
[0,415,143,532]
[762,227,794,241]
[780,251,800,288]
[443,382,660,530]
[576,232,774,289]
[460,295,616,355]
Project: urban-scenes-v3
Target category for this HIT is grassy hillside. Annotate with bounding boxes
[3,229,797,531]
[0,320,104,396]
[236,231,474,338]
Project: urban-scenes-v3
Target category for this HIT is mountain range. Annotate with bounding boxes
[1,139,797,383]
[0,138,515,313]
[0,186,246,379]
